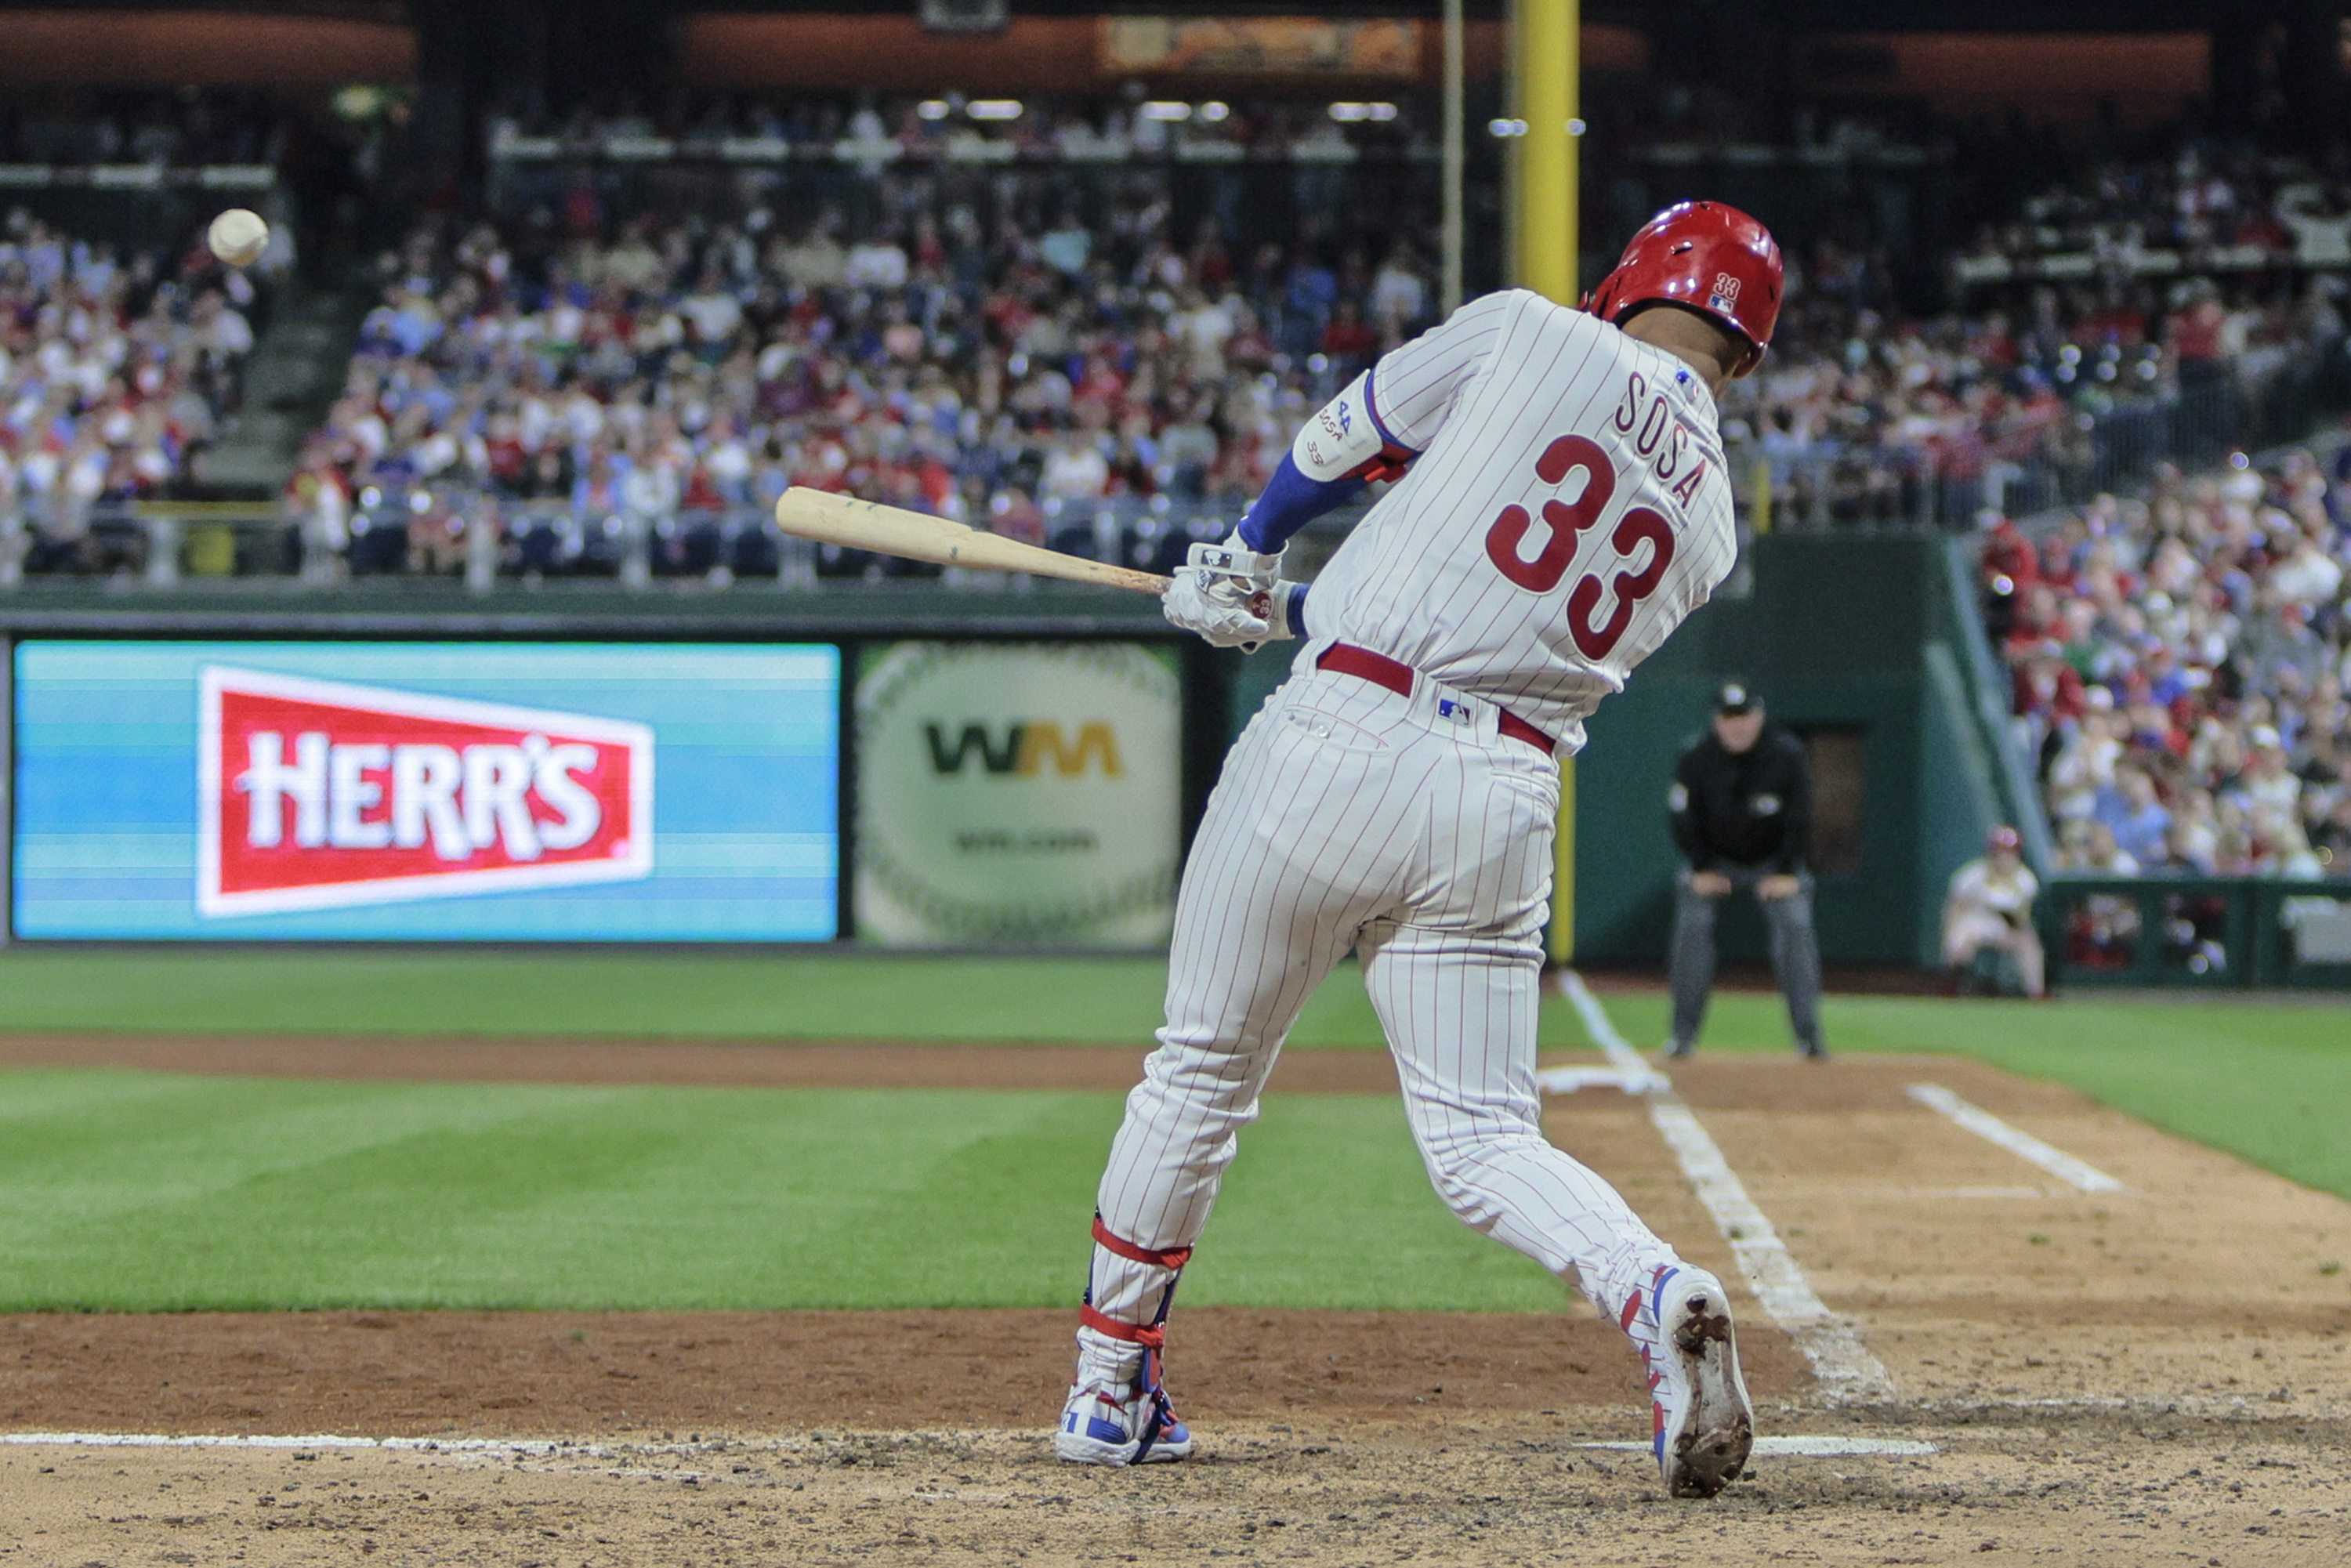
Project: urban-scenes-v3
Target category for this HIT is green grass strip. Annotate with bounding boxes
[0,950,1602,1048]
[0,1069,1563,1314]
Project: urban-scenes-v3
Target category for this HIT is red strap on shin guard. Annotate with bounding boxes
[1091,1216,1193,1270]
[1078,1304,1166,1349]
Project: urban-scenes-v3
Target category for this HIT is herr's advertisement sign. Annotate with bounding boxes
[856,642,1180,947]
[13,642,838,941]
[197,667,655,916]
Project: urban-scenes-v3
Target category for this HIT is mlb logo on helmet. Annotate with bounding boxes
[197,667,655,917]
[1706,271,1742,314]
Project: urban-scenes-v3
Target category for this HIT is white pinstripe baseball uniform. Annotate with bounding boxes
[1072,288,1740,1428]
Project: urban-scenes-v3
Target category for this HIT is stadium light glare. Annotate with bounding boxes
[917,100,951,121]
[1199,101,1230,122]
[1367,103,1398,121]
[1140,101,1192,121]
[1329,103,1371,122]
[1489,118,1529,137]
[967,100,1023,121]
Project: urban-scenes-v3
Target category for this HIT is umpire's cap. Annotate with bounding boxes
[1715,681,1760,716]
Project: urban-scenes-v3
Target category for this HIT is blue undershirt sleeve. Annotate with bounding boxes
[1235,454,1364,553]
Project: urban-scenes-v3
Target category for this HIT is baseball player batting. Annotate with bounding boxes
[1056,201,1784,1498]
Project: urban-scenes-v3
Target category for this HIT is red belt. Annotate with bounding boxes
[1315,643,1556,755]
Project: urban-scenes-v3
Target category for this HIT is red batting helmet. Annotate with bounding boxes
[1585,201,1784,353]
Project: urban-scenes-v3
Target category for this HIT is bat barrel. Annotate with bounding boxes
[773,487,1169,595]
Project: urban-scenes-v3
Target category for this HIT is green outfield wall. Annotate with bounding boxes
[1567,532,2006,969]
[0,538,2001,965]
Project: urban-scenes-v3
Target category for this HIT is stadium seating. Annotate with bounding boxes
[270,96,2351,582]
[0,212,260,580]
[292,193,1434,581]
[1987,447,2350,882]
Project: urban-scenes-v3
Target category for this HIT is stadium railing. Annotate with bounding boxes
[0,490,1280,592]
[2038,876,2351,990]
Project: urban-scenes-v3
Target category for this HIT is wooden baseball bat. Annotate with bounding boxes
[772,487,1172,593]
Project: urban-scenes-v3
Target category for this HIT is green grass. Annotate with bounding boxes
[0,1070,1562,1313]
[0,949,1600,1048]
[1654,990,2351,1204]
[0,949,2345,1312]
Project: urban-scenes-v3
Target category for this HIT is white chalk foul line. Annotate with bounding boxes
[4,1428,1936,1462]
[0,1432,593,1454]
[1580,1435,1935,1457]
[1556,972,1894,1402]
[1906,1082,2125,1193]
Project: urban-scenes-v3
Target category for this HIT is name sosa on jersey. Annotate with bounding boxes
[1483,369,1713,661]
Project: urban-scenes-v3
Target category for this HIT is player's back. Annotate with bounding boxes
[1309,289,1740,753]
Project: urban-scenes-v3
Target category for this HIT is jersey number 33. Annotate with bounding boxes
[1483,433,1675,662]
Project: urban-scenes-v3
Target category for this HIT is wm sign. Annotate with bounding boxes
[923,722,1124,777]
[858,643,1179,947]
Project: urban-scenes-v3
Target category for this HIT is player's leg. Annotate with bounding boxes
[1094,691,1418,1253]
[1943,914,1985,972]
[2001,924,2047,998]
[1666,868,1719,1055]
[1357,742,1677,1319]
[1364,913,1681,1310]
[1760,871,1825,1056]
[1063,681,1418,1465]
[1360,740,1752,1497]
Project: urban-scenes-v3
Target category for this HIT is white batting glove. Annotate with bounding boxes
[1164,567,1278,649]
[1190,531,1285,598]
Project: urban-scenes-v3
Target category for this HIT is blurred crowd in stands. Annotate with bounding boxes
[0,83,2347,635]
[0,209,259,575]
[1730,259,2347,527]
[1959,140,2351,270]
[1984,450,2351,882]
[286,196,1441,578]
[284,195,2351,578]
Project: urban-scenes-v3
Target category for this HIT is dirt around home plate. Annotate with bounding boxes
[3,1035,2349,1563]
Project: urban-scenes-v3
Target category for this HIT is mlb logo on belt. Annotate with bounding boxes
[197,666,655,917]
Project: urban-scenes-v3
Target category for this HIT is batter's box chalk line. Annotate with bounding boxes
[1552,971,1896,1403]
[0,1432,709,1458]
[1905,1082,2126,1193]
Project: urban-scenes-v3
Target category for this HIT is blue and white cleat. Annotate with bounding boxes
[1054,1344,1194,1466]
[1623,1264,1753,1498]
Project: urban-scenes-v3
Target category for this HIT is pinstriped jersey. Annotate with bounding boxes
[1302,288,1739,755]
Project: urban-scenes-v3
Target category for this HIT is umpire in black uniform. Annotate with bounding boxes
[1666,682,1825,1058]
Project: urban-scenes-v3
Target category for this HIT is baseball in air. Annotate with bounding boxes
[207,208,270,268]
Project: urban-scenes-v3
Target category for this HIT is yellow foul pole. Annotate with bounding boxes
[1514,0,1581,964]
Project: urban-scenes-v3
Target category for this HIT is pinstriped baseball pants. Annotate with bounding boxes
[1089,664,1681,1333]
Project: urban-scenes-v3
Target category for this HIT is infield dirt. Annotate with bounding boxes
[3,1041,2348,1564]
